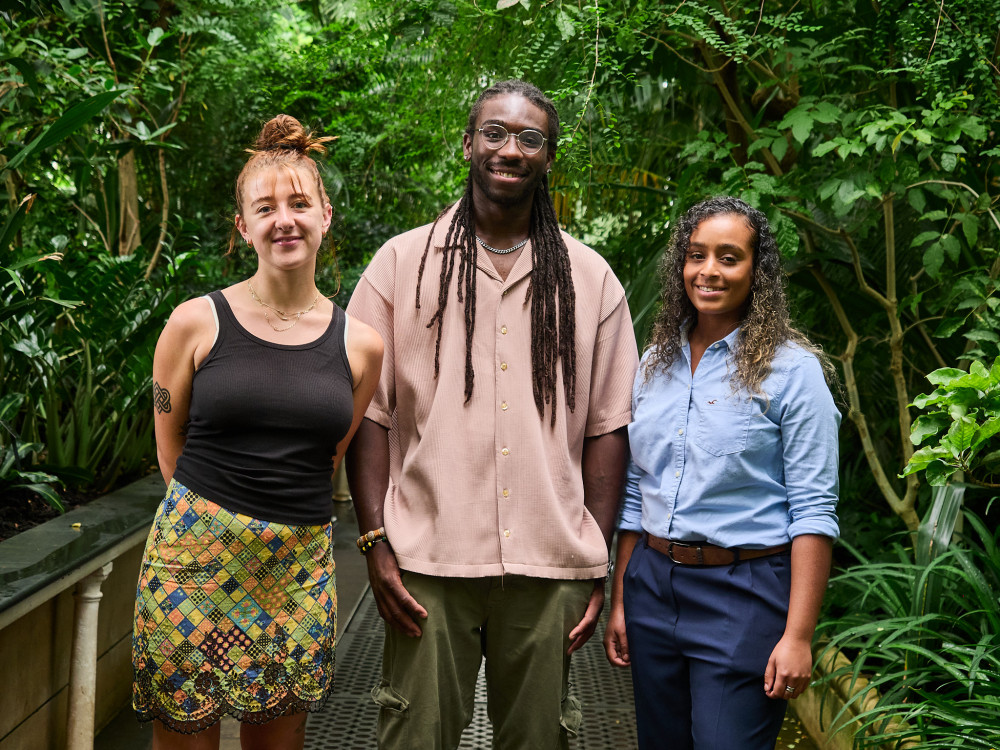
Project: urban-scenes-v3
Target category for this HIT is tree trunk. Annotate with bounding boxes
[117,147,140,256]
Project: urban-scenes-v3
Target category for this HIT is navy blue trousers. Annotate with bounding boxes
[623,537,791,750]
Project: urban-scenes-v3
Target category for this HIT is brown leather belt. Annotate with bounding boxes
[645,533,790,566]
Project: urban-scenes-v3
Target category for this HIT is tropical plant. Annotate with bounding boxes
[902,357,1000,488]
[0,393,62,510]
[816,493,1000,748]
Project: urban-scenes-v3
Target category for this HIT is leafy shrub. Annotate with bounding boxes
[903,357,1000,488]
[818,488,1000,748]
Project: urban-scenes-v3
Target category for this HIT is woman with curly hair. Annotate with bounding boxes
[132,115,382,749]
[603,196,841,749]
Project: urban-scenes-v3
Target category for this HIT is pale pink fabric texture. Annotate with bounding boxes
[347,205,639,579]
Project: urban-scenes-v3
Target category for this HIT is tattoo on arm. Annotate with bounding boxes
[153,381,172,414]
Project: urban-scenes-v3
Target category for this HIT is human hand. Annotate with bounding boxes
[567,580,605,655]
[365,542,427,637]
[602,600,630,667]
[763,634,813,700]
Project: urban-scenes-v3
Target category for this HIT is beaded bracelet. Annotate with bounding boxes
[357,526,387,555]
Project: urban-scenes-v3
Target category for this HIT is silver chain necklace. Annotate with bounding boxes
[475,235,528,255]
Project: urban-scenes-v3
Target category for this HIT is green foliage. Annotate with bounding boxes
[0,393,63,511]
[902,358,1000,487]
[817,502,1000,748]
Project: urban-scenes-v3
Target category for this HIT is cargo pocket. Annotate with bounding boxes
[559,693,582,737]
[371,679,409,713]
[373,679,411,749]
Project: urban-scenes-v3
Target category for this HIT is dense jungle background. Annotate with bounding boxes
[1,1,998,745]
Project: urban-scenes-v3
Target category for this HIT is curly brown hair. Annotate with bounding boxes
[644,196,837,395]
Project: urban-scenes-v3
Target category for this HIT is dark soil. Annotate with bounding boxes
[0,487,98,542]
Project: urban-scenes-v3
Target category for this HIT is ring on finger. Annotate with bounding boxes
[784,685,795,694]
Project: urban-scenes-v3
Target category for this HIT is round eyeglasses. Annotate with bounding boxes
[476,124,548,155]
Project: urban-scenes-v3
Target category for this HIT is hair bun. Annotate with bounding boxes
[253,114,335,155]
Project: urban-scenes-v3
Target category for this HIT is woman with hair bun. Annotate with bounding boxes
[132,114,382,748]
[603,196,841,749]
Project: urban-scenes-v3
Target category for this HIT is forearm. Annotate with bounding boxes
[784,534,833,642]
[153,398,188,486]
[609,530,639,610]
[155,445,180,486]
[345,417,390,534]
[582,426,629,551]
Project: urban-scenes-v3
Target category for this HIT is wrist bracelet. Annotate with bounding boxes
[357,527,387,555]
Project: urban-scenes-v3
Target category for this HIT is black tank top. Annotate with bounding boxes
[173,290,354,524]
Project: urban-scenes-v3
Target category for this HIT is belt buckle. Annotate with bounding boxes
[666,541,704,565]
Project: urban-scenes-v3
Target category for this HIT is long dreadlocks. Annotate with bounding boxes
[415,80,576,425]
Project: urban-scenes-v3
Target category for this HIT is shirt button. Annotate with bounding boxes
[501,447,509,456]
[502,488,510,497]
[500,362,508,371]
[501,325,508,335]
[504,529,511,538]
[501,401,508,411]
[677,428,684,435]
[675,471,681,478]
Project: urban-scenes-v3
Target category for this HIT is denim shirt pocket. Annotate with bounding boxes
[694,393,752,456]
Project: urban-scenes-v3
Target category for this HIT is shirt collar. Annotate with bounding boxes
[720,325,741,349]
[431,201,535,287]
[678,321,742,350]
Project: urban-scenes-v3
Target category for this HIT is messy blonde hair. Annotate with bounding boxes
[229,114,336,255]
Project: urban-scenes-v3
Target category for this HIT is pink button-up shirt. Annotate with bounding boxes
[347,206,638,579]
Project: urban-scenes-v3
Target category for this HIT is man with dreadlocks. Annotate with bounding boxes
[345,80,638,749]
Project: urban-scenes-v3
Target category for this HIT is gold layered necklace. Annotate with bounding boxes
[247,279,320,332]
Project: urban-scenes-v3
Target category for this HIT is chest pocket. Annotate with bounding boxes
[694,392,753,456]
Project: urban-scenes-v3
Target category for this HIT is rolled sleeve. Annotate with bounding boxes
[345,252,396,429]
[779,355,841,540]
[618,457,645,532]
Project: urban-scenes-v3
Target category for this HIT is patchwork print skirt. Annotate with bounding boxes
[132,480,336,733]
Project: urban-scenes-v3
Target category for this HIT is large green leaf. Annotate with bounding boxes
[3,56,40,96]
[926,367,968,386]
[0,295,80,324]
[909,412,951,445]
[1,89,126,176]
[0,194,35,255]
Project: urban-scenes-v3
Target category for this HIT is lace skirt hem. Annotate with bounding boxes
[135,690,331,734]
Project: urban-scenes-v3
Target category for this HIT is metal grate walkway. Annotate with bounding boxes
[304,586,817,749]
[304,587,638,749]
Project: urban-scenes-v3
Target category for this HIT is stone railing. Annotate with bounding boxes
[0,474,163,750]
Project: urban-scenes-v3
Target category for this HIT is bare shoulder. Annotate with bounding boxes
[345,314,384,390]
[346,315,384,359]
[156,296,217,371]
[164,296,216,338]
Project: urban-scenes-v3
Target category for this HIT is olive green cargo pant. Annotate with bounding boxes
[371,572,593,750]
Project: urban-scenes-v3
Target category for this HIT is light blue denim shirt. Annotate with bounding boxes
[620,327,841,547]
